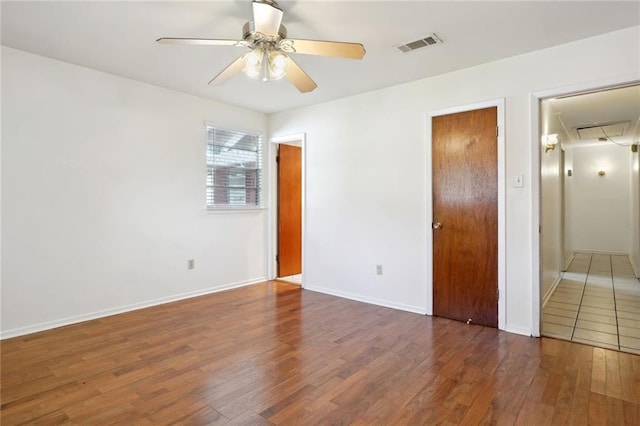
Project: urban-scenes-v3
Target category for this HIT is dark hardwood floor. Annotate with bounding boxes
[2,281,639,424]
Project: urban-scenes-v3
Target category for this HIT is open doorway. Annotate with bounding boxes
[539,84,640,354]
[270,135,305,286]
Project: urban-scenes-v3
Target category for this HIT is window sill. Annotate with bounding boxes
[205,207,267,215]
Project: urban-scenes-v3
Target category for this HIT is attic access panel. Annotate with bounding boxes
[576,121,628,139]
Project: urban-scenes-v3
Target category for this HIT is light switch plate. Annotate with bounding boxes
[512,175,524,188]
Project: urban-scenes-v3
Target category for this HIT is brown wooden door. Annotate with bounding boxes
[432,107,498,327]
[277,144,302,277]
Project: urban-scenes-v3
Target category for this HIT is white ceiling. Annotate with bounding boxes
[1,1,639,114]
[542,85,640,149]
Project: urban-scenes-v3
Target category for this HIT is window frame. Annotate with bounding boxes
[205,124,264,211]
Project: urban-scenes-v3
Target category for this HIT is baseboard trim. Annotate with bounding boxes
[304,285,427,316]
[542,275,562,308]
[572,249,629,256]
[0,277,266,340]
[563,253,575,272]
[629,254,640,279]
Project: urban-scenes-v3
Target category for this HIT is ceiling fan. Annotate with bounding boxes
[157,0,366,93]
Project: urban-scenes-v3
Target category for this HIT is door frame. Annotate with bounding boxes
[426,99,506,331]
[531,73,640,337]
[267,133,306,286]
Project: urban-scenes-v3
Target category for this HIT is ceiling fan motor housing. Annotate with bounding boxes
[242,21,287,46]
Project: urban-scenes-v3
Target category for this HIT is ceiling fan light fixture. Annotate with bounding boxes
[242,46,289,82]
[268,51,288,80]
[242,49,264,79]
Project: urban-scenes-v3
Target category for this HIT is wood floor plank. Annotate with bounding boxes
[591,347,607,395]
[606,349,624,399]
[566,345,593,424]
[1,281,639,424]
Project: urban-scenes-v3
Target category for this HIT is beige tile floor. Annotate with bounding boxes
[277,274,302,284]
[542,252,640,354]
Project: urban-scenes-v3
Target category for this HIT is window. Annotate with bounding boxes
[206,126,262,208]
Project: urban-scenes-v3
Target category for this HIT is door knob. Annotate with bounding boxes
[432,222,442,230]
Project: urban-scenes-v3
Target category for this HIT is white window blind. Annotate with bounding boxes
[206,126,262,208]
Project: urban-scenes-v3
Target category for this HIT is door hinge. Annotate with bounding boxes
[496,126,499,137]
[497,288,500,300]
[276,156,280,163]
[276,255,279,263]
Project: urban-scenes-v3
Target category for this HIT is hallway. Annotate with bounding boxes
[543,253,640,354]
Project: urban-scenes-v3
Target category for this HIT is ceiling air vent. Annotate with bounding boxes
[397,33,442,53]
[576,121,628,140]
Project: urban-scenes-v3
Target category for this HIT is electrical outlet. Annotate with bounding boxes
[188,259,195,270]
[376,264,383,275]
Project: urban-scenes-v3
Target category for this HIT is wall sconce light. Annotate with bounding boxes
[542,134,559,153]
[598,170,606,176]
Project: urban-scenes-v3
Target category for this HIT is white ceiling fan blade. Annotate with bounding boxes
[157,38,248,47]
[252,1,283,37]
[285,57,317,93]
[209,55,246,86]
[282,39,366,59]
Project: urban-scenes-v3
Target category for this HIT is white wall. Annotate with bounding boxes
[567,144,631,254]
[540,141,562,303]
[631,147,640,275]
[563,146,575,266]
[269,26,640,336]
[1,47,268,337]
